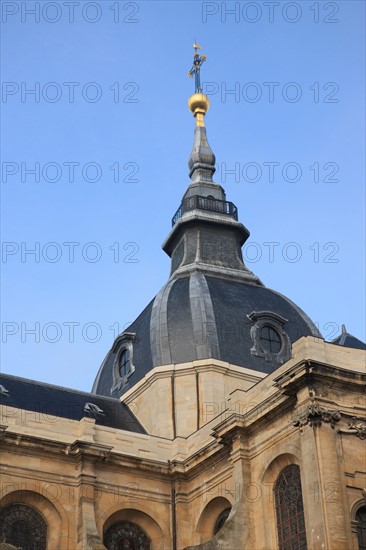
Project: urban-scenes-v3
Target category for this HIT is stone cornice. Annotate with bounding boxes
[210,396,297,446]
[209,359,365,444]
[169,438,230,477]
[274,359,366,395]
[0,428,175,476]
[0,428,113,461]
[121,359,264,404]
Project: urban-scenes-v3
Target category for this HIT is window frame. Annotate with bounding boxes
[111,332,136,393]
[247,311,291,364]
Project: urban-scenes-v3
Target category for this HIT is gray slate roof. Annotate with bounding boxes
[331,326,366,350]
[0,373,146,433]
[92,273,321,398]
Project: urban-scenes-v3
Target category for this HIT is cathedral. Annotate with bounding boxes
[0,49,365,550]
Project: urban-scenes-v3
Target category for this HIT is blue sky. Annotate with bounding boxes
[1,0,365,391]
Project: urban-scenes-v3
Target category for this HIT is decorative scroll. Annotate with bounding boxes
[338,417,366,440]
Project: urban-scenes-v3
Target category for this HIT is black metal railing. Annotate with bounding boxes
[172,195,238,226]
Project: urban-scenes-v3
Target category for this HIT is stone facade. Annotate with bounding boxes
[0,337,365,549]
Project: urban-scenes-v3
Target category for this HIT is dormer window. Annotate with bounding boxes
[248,311,291,364]
[111,332,136,394]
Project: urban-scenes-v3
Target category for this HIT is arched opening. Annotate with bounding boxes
[259,452,304,549]
[100,508,165,550]
[0,489,65,550]
[103,520,151,550]
[196,496,232,543]
[356,506,366,550]
[274,464,307,550]
[0,503,47,550]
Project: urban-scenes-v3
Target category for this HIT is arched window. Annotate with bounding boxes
[111,333,136,393]
[0,504,47,550]
[274,464,307,550]
[356,506,366,550]
[104,520,151,550]
[119,349,130,378]
[213,507,231,535]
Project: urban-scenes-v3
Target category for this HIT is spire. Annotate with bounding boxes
[188,125,216,184]
[187,43,216,185]
[161,45,261,287]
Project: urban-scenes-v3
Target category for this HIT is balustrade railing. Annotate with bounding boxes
[172,195,238,226]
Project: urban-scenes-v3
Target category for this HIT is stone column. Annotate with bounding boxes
[72,419,112,550]
[228,432,255,549]
[296,405,352,549]
[313,425,353,549]
[76,456,107,550]
[298,423,327,549]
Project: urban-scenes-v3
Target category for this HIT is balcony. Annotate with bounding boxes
[172,195,238,226]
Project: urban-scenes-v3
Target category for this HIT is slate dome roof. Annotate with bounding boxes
[92,104,322,399]
[92,273,320,399]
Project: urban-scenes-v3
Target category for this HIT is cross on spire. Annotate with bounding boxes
[188,43,206,93]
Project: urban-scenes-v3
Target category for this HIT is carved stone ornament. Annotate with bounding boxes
[84,402,104,418]
[337,417,366,440]
[293,403,341,431]
[0,384,9,397]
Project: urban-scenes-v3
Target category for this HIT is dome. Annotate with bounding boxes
[92,111,321,399]
[92,272,320,398]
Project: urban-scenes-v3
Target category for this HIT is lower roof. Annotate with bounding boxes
[0,373,146,434]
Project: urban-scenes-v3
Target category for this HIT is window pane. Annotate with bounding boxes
[119,349,130,378]
[104,521,151,550]
[259,325,282,354]
[0,504,47,550]
[275,464,307,550]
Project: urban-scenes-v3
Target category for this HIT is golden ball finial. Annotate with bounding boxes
[188,93,210,127]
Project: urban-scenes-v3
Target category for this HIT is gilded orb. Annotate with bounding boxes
[188,92,210,115]
[188,93,210,126]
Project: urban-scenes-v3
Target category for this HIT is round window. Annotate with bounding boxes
[259,325,282,354]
